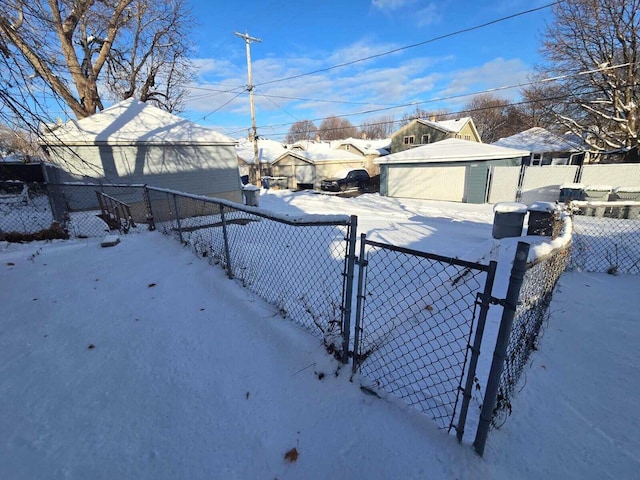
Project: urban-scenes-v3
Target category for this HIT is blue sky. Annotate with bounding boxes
[183,0,555,140]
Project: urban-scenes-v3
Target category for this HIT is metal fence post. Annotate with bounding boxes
[142,185,155,231]
[456,260,497,442]
[474,242,530,456]
[172,193,183,243]
[351,233,368,375]
[220,204,234,279]
[341,215,358,364]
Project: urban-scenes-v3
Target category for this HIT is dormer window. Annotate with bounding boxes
[403,135,415,145]
[421,134,430,144]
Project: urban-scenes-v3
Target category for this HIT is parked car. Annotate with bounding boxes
[321,169,370,192]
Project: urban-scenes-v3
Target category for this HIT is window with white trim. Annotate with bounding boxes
[403,135,415,145]
[421,134,430,144]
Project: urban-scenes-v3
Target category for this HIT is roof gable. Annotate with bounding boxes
[42,99,236,146]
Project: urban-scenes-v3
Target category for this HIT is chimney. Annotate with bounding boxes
[430,115,436,122]
[361,132,367,140]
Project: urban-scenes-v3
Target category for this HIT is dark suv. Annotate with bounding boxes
[320,169,370,192]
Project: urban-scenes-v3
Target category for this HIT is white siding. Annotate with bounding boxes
[487,166,520,203]
[388,165,466,201]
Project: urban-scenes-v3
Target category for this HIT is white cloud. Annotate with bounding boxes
[437,57,531,103]
[416,4,442,27]
[371,0,416,11]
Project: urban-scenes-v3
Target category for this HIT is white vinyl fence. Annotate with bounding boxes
[486,164,640,205]
[519,166,579,204]
[579,164,640,188]
[487,166,520,203]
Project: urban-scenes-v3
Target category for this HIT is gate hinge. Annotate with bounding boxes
[476,292,507,307]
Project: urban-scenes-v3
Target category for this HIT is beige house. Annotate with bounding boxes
[271,141,369,189]
[236,137,287,180]
[390,117,481,153]
[330,137,390,175]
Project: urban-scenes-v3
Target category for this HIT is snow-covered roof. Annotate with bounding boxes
[376,138,530,165]
[236,138,287,164]
[331,137,391,155]
[41,99,236,146]
[415,117,473,134]
[275,141,364,164]
[492,127,587,153]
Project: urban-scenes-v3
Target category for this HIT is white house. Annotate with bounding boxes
[41,99,242,202]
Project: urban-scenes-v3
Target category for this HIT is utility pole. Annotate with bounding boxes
[234,31,262,185]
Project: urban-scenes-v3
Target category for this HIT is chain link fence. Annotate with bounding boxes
[145,187,356,354]
[570,202,640,274]
[0,180,59,240]
[491,245,571,428]
[1,182,150,241]
[352,238,496,432]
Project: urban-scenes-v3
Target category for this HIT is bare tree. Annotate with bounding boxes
[359,115,395,139]
[399,106,452,126]
[463,93,528,143]
[518,83,567,132]
[318,116,358,141]
[539,0,640,151]
[0,0,194,119]
[285,119,317,143]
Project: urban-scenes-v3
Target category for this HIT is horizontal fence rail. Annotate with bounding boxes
[353,237,496,434]
[145,186,356,356]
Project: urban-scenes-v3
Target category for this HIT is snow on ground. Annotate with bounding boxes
[1,190,638,479]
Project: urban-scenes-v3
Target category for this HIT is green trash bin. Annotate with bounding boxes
[492,202,528,239]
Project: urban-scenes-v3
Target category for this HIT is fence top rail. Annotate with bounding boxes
[571,200,640,207]
[53,181,148,188]
[146,186,353,227]
[364,238,492,272]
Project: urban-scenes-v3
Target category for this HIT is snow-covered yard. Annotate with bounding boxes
[1,190,638,479]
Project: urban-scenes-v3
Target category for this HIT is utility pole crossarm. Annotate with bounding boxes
[234,31,262,185]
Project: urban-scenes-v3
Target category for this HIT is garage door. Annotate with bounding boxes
[295,164,314,185]
[388,165,467,201]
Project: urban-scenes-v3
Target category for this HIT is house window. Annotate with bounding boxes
[403,135,415,145]
[455,134,461,139]
[345,145,350,150]
[421,134,430,144]
[464,135,471,141]
[531,153,543,166]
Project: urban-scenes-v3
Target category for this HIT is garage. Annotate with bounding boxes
[377,138,529,203]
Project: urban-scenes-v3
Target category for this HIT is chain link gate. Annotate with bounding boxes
[352,235,497,436]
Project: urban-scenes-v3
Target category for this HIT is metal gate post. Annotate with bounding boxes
[142,185,155,231]
[220,204,234,279]
[474,242,530,456]
[351,233,368,376]
[341,215,358,364]
[456,260,497,441]
[172,193,183,243]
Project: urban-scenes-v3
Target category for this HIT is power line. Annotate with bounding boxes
[255,1,560,88]
[228,62,638,138]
